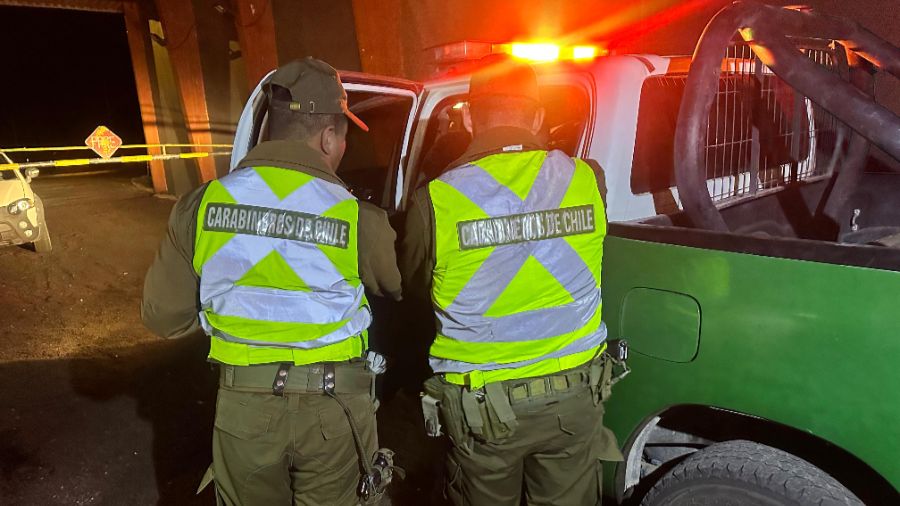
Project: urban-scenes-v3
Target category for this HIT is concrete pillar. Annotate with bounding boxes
[123,0,167,193]
[233,0,278,89]
[352,0,406,77]
[149,19,200,194]
[154,0,244,184]
[269,0,362,71]
[233,0,364,89]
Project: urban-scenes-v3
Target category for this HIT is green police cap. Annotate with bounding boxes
[265,57,369,132]
[468,54,540,104]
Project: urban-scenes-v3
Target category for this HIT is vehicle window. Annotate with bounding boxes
[0,169,18,180]
[416,99,470,185]
[540,85,591,156]
[338,91,413,211]
[631,69,827,200]
[415,84,590,186]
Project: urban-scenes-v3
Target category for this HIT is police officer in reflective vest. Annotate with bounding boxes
[142,58,402,505]
[401,57,623,504]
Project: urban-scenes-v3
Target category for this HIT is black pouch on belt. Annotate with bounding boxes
[461,383,518,444]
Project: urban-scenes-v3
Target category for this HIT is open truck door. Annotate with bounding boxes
[232,71,423,214]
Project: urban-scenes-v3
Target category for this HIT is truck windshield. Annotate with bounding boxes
[415,84,590,186]
[338,91,414,211]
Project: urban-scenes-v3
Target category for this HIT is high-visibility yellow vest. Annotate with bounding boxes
[193,166,369,366]
[428,150,607,388]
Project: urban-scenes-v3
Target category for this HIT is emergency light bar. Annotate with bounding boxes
[432,40,607,64]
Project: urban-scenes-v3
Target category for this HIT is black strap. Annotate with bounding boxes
[323,363,336,395]
[272,363,291,396]
[320,362,381,501]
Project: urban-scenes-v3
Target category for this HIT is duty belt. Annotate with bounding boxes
[503,369,591,404]
[219,361,372,395]
[218,360,401,502]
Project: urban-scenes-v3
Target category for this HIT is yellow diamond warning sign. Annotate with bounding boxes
[85,126,123,159]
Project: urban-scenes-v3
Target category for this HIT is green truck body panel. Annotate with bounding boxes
[601,232,900,488]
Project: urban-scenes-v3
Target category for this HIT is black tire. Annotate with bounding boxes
[642,440,863,506]
[32,196,51,253]
[33,226,51,253]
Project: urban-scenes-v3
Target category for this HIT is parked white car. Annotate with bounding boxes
[0,160,51,253]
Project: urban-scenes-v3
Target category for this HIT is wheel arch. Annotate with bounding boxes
[615,404,896,505]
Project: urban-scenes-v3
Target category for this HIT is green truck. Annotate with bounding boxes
[602,2,900,504]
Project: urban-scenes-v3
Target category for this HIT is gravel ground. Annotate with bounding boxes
[0,169,167,361]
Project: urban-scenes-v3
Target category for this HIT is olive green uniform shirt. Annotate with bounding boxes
[142,140,403,339]
[399,126,607,301]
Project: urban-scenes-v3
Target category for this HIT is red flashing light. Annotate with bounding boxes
[510,43,561,62]
[573,45,600,60]
[432,40,606,65]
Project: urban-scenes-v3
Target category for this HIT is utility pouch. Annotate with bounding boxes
[460,389,486,441]
[483,382,518,440]
[421,394,443,437]
[424,377,470,450]
[591,341,632,405]
[590,355,615,405]
[460,383,519,444]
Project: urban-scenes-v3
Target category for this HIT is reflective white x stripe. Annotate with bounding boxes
[431,151,606,373]
[436,151,602,343]
[429,326,605,373]
[199,168,370,343]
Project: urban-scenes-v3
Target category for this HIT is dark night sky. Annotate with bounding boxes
[0,7,144,152]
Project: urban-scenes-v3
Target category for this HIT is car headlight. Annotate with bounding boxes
[7,199,32,214]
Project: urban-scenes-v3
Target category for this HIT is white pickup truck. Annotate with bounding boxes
[232,46,825,224]
[228,4,900,502]
[235,53,692,219]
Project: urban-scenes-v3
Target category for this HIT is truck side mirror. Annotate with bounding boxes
[25,168,39,181]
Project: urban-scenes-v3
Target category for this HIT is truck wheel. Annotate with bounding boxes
[641,440,862,506]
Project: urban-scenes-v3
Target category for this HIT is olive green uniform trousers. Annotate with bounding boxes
[424,356,622,506]
[203,361,377,506]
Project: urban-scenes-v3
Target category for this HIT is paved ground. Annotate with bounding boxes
[0,170,442,505]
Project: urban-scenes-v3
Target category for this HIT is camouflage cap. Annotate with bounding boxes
[264,57,369,132]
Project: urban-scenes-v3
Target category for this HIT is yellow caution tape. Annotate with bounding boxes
[118,155,155,163]
[0,150,227,172]
[0,143,232,154]
[55,158,92,167]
